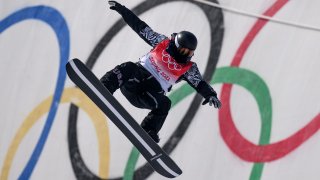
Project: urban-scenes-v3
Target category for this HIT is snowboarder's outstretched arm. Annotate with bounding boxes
[182,63,222,109]
[108,1,167,47]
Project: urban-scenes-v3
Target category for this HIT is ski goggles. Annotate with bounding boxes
[177,47,194,58]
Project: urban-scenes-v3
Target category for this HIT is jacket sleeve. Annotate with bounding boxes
[182,63,217,98]
[115,5,167,47]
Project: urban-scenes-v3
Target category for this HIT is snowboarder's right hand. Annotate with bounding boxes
[108,1,123,12]
[202,96,222,109]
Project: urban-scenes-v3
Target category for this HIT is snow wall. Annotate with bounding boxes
[1,0,320,179]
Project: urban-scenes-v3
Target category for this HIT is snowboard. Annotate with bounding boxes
[66,58,182,178]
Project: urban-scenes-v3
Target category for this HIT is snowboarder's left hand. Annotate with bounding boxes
[108,1,123,12]
[202,96,222,109]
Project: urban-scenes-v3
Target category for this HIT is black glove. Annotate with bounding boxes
[202,96,222,109]
[108,1,123,12]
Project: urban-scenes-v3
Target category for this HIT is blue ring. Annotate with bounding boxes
[0,6,69,179]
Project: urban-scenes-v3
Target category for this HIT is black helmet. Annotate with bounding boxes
[166,31,197,64]
[175,31,198,50]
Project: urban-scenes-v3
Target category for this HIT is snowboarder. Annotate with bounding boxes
[100,1,222,143]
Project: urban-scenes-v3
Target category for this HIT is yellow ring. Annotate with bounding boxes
[0,87,110,179]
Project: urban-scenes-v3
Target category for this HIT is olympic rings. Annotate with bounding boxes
[3,1,318,180]
[161,50,182,71]
[0,88,110,179]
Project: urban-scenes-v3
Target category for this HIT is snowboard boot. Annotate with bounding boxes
[146,130,160,143]
[141,120,160,143]
[100,73,119,95]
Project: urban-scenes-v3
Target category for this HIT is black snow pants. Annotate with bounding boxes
[100,62,171,134]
